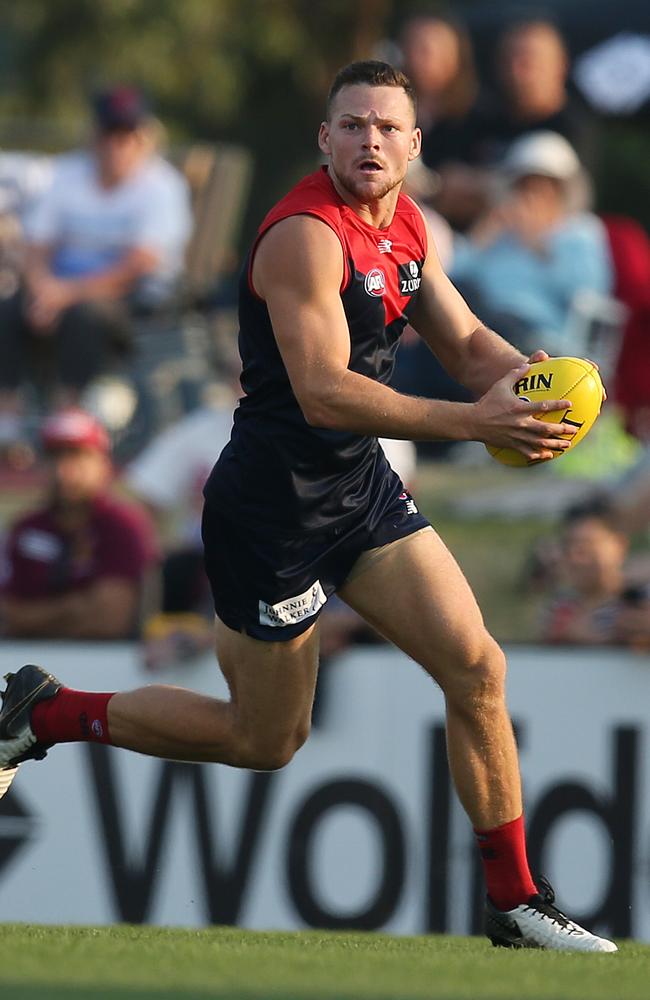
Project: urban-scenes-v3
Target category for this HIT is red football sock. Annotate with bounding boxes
[474,814,537,911]
[31,688,114,745]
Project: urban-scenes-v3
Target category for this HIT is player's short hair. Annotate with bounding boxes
[326,60,417,121]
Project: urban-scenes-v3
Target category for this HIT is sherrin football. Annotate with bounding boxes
[487,356,605,467]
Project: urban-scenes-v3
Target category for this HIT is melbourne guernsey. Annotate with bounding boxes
[204,167,428,533]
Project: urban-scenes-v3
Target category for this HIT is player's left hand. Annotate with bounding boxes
[528,349,607,401]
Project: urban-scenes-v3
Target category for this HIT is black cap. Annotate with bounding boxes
[92,86,149,131]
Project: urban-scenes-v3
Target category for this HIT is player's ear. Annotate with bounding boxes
[318,121,330,155]
[408,127,422,161]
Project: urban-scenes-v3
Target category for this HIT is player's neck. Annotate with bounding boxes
[327,168,401,230]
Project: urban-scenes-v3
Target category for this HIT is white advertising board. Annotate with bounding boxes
[0,641,648,940]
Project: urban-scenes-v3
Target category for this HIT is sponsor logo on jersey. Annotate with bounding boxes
[398,260,422,295]
[377,238,393,254]
[399,490,419,515]
[364,267,386,297]
[259,581,327,627]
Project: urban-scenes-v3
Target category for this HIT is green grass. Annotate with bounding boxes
[0,925,647,1000]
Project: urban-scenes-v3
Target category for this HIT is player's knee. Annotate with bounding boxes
[445,633,507,711]
[240,724,310,771]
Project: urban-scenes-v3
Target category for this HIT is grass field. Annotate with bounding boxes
[1,925,648,1000]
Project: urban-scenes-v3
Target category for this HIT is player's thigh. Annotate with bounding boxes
[337,527,495,687]
[215,615,320,746]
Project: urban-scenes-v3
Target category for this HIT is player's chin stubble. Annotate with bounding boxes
[335,166,402,203]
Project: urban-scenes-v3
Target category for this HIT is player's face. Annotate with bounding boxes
[319,84,421,204]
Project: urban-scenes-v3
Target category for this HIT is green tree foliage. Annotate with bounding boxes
[0,1,647,232]
[0,0,393,228]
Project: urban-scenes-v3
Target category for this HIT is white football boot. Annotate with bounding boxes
[486,877,618,952]
[0,663,62,800]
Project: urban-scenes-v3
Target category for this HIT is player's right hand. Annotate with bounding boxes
[470,364,576,462]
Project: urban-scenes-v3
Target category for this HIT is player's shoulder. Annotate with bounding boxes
[259,211,341,247]
[255,173,344,263]
[260,168,345,236]
[253,211,344,296]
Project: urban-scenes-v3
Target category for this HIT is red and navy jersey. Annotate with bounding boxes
[204,167,428,532]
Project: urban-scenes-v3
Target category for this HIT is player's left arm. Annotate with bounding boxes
[408,234,532,396]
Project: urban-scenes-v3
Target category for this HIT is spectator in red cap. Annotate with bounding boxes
[0,85,192,446]
[0,408,158,639]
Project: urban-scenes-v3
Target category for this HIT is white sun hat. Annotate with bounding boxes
[502,131,582,181]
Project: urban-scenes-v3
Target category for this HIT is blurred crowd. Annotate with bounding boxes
[0,12,648,664]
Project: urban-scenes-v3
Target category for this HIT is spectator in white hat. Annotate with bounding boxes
[450,131,612,356]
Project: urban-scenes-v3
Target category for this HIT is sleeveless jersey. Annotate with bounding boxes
[204,167,428,533]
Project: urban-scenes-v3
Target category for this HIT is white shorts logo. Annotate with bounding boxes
[399,490,418,515]
[259,580,327,627]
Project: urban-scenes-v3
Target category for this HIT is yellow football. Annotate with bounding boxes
[487,356,605,467]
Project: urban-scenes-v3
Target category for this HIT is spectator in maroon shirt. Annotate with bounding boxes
[0,408,157,638]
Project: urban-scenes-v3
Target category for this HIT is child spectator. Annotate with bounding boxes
[539,501,650,649]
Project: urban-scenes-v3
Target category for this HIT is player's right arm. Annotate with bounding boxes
[253,215,570,460]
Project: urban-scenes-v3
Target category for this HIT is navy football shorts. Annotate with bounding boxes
[201,485,430,642]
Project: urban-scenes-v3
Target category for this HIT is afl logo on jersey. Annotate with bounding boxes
[398,260,422,295]
[364,267,386,297]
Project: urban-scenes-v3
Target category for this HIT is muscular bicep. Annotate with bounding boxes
[252,216,353,425]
